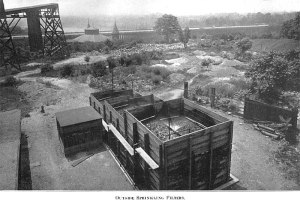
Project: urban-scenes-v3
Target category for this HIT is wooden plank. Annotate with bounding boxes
[191,128,229,146]
[188,137,192,189]
[135,147,159,170]
[184,98,228,122]
[133,123,139,144]
[165,121,231,147]
[159,145,164,190]
[208,130,213,190]
[192,136,229,154]
[123,112,128,141]
[102,120,109,132]
[186,117,207,129]
[72,153,94,167]
[226,121,233,182]
[214,174,239,190]
[140,115,156,122]
[108,124,134,156]
[103,104,106,122]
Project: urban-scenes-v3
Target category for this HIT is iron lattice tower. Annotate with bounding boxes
[40,6,69,57]
[0,3,20,71]
[1,2,69,71]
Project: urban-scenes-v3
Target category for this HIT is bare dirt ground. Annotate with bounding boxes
[10,74,134,190]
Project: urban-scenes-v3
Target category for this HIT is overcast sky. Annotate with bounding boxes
[4,0,300,16]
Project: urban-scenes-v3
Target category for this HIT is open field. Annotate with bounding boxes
[251,39,300,52]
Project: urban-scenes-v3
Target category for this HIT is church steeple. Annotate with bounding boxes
[112,20,120,41]
[87,18,91,28]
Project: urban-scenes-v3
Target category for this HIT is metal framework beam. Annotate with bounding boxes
[40,6,68,57]
[1,1,69,71]
[0,18,21,71]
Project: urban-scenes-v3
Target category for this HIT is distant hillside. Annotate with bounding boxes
[251,39,300,52]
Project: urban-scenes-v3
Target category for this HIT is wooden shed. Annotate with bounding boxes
[90,90,235,190]
[56,106,103,155]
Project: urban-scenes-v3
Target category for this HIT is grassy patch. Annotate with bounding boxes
[0,85,32,117]
[36,78,60,89]
[138,65,171,84]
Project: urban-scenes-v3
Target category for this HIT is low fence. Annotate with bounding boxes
[244,98,298,128]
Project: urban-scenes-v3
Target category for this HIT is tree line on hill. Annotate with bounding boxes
[280,12,300,40]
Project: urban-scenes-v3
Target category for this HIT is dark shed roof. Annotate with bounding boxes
[56,106,101,127]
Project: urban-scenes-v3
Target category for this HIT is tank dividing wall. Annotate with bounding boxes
[90,90,164,189]
[90,91,233,190]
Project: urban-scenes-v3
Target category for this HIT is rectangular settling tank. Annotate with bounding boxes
[90,90,233,190]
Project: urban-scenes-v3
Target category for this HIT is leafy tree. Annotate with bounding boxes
[91,61,107,77]
[280,12,300,40]
[154,14,181,43]
[235,37,252,61]
[235,37,252,54]
[178,27,191,48]
[84,55,90,62]
[245,50,300,103]
[107,56,117,71]
[104,39,113,49]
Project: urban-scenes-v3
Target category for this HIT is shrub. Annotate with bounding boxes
[41,64,54,75]
[88,77,98,88]
[60,65,74,77]
[84,55,90,62]
[201,58,213,67]
[107,56,117,69]
[45,81,52,87]
[127,65,137,74]
[139,65,153,74]
[228,77,251,90]
[202,81,237,98]
[103,46,110,54]
[217,98,239,112]
[228,101,239,112]
[149,50,163,60]
[91,61,107,77]
[131,53,143,65]
[3,76,18,86]
[151,66,171,79]
[151,74,163,85]
[104,39,113,49]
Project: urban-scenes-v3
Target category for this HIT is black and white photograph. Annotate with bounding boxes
[0,0,299,198]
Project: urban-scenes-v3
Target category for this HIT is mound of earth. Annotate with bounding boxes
[165,57,188,64]
[53,55,107,69]
[187,66,202,74]
[196,55,223,65]
[220,59,246,67]
[193,50,207,56]
[18,81,60,108]
[164,52,180,60]
[169,73,185,83]
[151,64,168,68]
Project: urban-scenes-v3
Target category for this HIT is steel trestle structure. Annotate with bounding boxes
[0,1,68,71]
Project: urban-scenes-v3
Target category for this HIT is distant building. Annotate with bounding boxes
[70,19,110,43]
[84,19,100,35]
[112,21,120,41]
